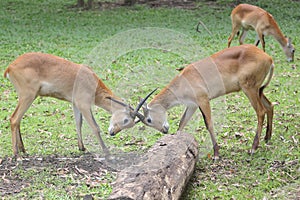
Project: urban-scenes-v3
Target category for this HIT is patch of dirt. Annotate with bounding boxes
[77,0,200,10]
[186,157,300,199]
[137,0,197,9]
[0,152,143,198]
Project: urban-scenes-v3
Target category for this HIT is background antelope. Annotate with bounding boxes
[140,45,275,160]
[227,3,295,62]
[4,52,145,156]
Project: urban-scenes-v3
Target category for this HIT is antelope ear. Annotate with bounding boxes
[126,104,131,111]
[130,88,157,120]
[127,104,136,118]
[142,103,149,116]
[287,37,292,47]
[140,97,147,110]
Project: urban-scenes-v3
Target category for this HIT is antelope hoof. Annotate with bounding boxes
[212,155,220,162]
[213,144,220,161]
[13,154,24,162]
[264,135,271,142]
[110,132,115,136]
[79,146,86,152]
[104,150,111,159]
[19,146,26,153]
[249,148,256,156]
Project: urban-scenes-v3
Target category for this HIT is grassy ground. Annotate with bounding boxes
[0,0,299,199]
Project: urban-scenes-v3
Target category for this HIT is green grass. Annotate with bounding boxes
[0,0,299,199]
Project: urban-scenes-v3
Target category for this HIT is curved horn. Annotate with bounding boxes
[106,88,157,121]
[135,88,157,113]
[106,96,129,107]
[106,96,148,121]
[132,88,158,121]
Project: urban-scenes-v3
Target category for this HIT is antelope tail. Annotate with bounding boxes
[259,63,274,97]
[4,68,9,79]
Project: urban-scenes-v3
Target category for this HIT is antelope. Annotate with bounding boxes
[227,3,295,62]
[139,45,275,160]
[4,52,148,156]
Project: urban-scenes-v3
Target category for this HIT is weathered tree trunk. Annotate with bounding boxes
[87,0,93,9]
[124,0,137,6]
[77,0,84,7]
[108,132,199,200]
[76,0,93,9]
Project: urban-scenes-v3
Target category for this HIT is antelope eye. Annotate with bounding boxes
[147,118,152,124]
[123,118,129,124]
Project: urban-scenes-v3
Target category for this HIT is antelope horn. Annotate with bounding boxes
[133,88,158,120]
[106,96,129,107]
[131,109,145,122]
[106,96,146,121]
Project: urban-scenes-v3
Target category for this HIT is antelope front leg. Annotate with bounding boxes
[80,107,110,156]
[198,99,220,160]
[255,34,260,46]
[178,106,197,131]
[257,31,266,51]
[228,25,240,47]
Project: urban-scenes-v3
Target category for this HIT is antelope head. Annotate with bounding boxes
[107,89,157,136]
[141,103,169,134]
[136,88,170,134]
[284,37,295,62]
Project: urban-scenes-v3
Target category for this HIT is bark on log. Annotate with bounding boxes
[108,132,199,200]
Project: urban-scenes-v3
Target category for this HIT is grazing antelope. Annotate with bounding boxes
[227,3,295,62]
[4,52,147,156]
[139,45,275,160]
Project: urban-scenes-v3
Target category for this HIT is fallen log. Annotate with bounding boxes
[108,132,199,200]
